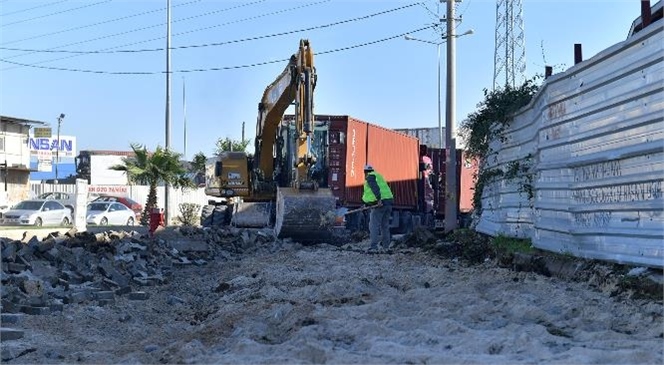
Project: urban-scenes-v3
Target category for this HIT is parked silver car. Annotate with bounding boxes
[37,192,76,214]
[2,199,72,227]
[86,202,136,226]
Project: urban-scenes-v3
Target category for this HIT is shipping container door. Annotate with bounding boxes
[328,118,368,206]
[431,149,477,216]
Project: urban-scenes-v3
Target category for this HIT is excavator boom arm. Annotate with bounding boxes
[205,39,335,243]
[255,39,316,180]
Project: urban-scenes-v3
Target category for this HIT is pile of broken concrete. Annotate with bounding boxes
[0,226,279,327]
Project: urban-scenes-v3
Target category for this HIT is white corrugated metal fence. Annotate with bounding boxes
[476,20,663,268]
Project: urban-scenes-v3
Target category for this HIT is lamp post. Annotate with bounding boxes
[164,0,172,225]
[405,34,445,156]
[54,113,65,184]
[404,28,473,230]
[444,0,458,233]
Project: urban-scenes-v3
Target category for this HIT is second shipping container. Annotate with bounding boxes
[282,115,421,210]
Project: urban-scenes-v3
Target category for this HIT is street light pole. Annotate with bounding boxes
[444,0,458,232]
[164,0,172,225]
[404,24,473,231]
[437,42,442,157]
[54,113,65,184]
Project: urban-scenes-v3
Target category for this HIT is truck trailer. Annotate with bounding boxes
[279,115,477,233]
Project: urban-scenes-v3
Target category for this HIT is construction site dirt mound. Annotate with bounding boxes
[1,226,662,364]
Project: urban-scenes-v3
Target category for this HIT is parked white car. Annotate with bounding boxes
[86,202,136,226]
[2,199,72,227]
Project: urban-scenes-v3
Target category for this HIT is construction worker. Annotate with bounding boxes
[362,164,394,252]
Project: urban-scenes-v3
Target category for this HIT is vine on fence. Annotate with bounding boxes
[460,77,541,214]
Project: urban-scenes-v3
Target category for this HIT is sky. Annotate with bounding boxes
[0,0,647,161]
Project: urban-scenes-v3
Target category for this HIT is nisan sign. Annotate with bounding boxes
[28,135,77,158]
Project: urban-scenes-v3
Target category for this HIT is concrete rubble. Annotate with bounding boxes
[0,226,277,322]
[2,225,661,326]
[0,224,661,364]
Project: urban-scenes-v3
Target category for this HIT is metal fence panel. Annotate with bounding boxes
[476,21,664,267]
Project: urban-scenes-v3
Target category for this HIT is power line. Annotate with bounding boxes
[0,2,420,54]
[0,0,68,17]
[0,0,327,71]
[0,0,203,46]
[1,0,289,63]
[0,25,434,75]
[0,0,113,28]
[317,26,433,56]
[2,0,264,58]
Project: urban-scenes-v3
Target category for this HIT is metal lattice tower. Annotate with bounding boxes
[493,0,526,89]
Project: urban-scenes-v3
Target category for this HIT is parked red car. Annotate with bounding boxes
[91,195,143,222]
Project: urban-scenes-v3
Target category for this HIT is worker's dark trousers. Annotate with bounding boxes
[369,204,392,249]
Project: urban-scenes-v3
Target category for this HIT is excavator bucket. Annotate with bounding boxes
[274,187,337,243]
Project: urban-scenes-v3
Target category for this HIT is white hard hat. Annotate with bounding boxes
[363,164,374,171]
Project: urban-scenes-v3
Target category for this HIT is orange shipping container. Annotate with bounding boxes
[326,116,419,209]
[366,123,419,209]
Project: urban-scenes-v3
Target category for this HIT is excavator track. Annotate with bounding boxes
[274,187,337,243]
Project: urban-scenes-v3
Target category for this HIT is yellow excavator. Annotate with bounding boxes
[202,39,336,242]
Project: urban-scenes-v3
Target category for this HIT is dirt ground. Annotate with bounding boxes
[1,227,663,365]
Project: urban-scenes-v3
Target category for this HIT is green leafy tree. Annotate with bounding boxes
[110,143,194,225]
[189,152,208,187]
[214,137,250,155]
[458,77,541,214]
[190,152,207,174]
[459,78,540,160]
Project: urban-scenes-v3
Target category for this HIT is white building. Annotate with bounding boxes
[1,116,47,205]
[75,150,133,186]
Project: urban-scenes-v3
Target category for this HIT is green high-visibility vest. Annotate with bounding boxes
[362,171,394,203]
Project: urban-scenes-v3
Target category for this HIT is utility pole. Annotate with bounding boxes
[444,0,459,232]
[405,2,471,229]
[183,76,187,160]
[164,0,172,225]
[54,113,65,184]
[437,0,444,221]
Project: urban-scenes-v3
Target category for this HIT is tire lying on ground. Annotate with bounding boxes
[201,205,214,227]
[201,205,231,228]
[212,205,230,227]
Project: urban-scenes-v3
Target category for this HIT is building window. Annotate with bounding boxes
[0,136,4,152]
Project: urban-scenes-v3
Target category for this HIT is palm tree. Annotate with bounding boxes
[110,143,194,225]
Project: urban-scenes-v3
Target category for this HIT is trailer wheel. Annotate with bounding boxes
[345,210,368,233]
[396,211,413,234]
[425,212,436,229]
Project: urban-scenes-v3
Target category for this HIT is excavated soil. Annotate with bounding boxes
[1,227,662,365]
